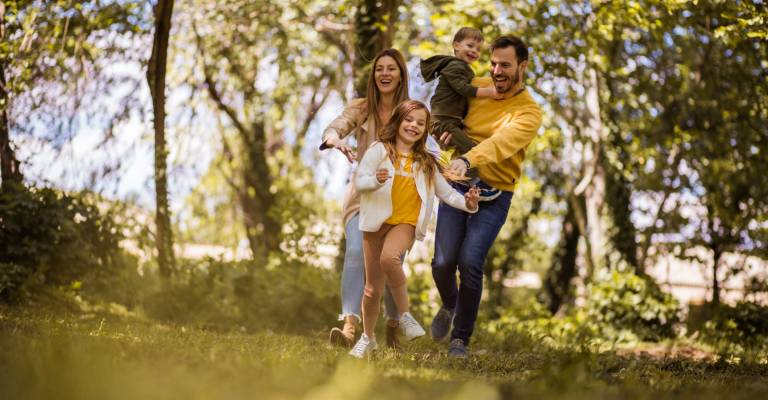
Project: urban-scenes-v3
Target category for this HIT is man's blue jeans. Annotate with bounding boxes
[431,182,512,345]
[340,213,398,322]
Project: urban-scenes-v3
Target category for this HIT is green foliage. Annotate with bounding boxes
[0,185,126,301]
[486,271,680,348]
[702,302,768,357]
[142,258,339,333]
[583,270,681,342]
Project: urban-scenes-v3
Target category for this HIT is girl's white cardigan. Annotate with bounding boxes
[355,142,478,241]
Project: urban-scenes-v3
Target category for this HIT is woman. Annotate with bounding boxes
[320,48,410,349]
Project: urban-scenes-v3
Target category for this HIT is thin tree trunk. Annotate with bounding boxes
[353,0,400,96]
[147,0,176,276]
[543,197,581,314]
[711,247,722,307]
[0,5,22,192]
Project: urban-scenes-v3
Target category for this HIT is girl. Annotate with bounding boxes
[322,49,410,349]
[349,100,480,358]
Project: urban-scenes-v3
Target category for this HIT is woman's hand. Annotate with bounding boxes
[465,186,480,211]
[376,168,390,184]
[326,137,356,163]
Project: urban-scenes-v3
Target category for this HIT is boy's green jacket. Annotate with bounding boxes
[420,55,477,119]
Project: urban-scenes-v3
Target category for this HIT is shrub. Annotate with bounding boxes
[583,270,681,342]
[142,258,339,333]
[0,185,125,301]
[701,301,768,357]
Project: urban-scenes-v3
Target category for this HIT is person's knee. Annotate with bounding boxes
[457,257,484,291]
[363,284,382,301]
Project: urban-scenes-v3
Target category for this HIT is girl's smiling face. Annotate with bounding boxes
[397,108,428,149]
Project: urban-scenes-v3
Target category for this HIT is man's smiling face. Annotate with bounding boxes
[490,46,526,93]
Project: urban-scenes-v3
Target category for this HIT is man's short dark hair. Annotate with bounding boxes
[490,35,529,62]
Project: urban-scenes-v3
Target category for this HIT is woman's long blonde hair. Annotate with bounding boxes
[377,100,438,189]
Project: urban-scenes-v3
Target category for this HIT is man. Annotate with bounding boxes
[430,35,542,358]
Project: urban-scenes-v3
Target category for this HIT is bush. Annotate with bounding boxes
[583,270,681,342]
[484,270,681,348]
[142,258,339,333]
[0,185,125,301]
[701,301,768,357]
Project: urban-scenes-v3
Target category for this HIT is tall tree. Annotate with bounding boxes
[353,0,400,96]
[0,2,21,190]
[0,1,145,192]
[147,0,176,276]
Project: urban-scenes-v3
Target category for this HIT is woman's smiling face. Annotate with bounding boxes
[374,55,401,95]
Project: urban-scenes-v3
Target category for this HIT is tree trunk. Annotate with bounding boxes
[577,66,608,276]
[353,0,400,97]
[147,0,176,276]
[711,247,722,307]
[240,121,281,260]
[0,6,23,192]
[603,149,639,272]
[542,197,581,314]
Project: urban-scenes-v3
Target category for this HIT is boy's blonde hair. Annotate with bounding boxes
[453,27,483,44]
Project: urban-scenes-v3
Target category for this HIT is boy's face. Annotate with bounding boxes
[453,38,482,64]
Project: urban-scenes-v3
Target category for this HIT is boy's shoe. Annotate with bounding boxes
[385,319,402,349]
[349,333,377,359]
[430,307,454,342]
[448,338,468,358]
[399,312,426,341]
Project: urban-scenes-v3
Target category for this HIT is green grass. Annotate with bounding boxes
[1,305,767,400]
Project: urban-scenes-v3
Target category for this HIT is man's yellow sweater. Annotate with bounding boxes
[463,76,543,192]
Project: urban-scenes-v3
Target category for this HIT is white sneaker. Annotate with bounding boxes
[348,333,377,358]
[399,312,426,341]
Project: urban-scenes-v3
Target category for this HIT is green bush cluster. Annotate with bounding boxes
[583,270,681,341]
[0,185,126,301]
[484,270,681,348]
[142,258,339,333]
[701,301,768,357]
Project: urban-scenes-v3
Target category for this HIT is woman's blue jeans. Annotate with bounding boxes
[340,213,398,322]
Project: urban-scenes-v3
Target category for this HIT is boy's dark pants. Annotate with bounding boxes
[431,181,513,345]
[430,116,474,154]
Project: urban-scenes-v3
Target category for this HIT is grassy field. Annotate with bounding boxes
[2,304,768,400]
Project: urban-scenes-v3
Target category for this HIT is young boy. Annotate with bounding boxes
[420,27,500,158]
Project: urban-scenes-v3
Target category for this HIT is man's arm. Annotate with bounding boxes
[463,106,542,167]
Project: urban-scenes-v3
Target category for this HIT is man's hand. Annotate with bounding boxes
[326,137,356,163]
[438,131,453,149]
[465,186,480,211]
[448,158,468,178]
[375,168,390,184]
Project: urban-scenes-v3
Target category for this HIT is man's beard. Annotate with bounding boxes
[494,69,520,93]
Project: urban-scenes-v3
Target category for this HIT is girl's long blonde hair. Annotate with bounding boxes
[377,100,438,189]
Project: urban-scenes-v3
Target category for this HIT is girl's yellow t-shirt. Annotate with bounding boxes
[385,153,422,226]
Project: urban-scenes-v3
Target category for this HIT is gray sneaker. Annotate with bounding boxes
[448,338,468,358]
[430,307,454,342]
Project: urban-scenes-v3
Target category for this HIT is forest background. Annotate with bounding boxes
[1,1,768,399]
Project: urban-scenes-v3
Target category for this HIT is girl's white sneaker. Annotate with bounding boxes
[400,312,426,341]
[348,333,377,358]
